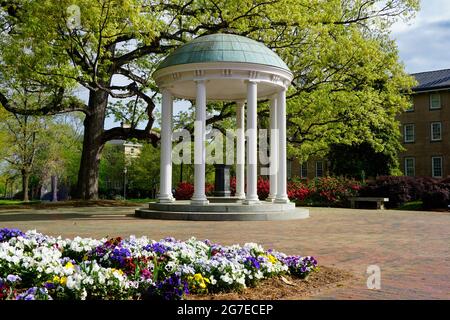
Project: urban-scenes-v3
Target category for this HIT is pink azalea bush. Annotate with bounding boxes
[174,182,214,200]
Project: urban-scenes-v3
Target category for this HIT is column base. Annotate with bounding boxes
[266,194,276,202]
[191,197,210,205]
[235,193,246,200]
[243,198,260,205]
[157,196,175,203]
[274,197,290,204]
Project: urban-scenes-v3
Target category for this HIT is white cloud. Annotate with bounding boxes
[391,0,450,73]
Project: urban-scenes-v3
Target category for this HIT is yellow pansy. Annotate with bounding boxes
[111,268,124,275]
[188,273,209,293]
[65,261,74,269]
[52,275,60,283]
[194,273,203,281]
[60,276,67,285]
[268,255,277,264]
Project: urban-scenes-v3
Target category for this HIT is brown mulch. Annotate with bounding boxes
[0,200,142,210]
[187,266,354,300]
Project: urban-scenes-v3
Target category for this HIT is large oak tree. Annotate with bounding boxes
[0,0,418,199]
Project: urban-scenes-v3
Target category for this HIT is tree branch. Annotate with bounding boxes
[101,127,160,147]
[0,89,90,116]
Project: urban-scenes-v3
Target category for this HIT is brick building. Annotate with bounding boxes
[399,69,450,178]
[288,68,450,180]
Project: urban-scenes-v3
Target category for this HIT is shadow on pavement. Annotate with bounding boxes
[0,212,134,222]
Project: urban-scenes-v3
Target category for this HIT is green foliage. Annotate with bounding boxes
[98,143,126,196]
[127,143,160,194]
[0,0,163,87]
[328,141,400,179]
[0,175,6,196]
[32,114,84,190]
[107,98,149,129]
[0,100,82,199]
[284,23,416,162]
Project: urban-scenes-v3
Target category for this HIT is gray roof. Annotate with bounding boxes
[412,69,450,92]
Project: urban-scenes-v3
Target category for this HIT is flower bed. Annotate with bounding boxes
[0,228,318,300]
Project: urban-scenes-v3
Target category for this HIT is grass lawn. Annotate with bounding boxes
[0,200,41,206]
[0,199,155,210]
[0,199,154,206]
[397,201,423,211]
[125,198,156,204]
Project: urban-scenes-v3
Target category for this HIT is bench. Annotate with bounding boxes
[348,197,389,210]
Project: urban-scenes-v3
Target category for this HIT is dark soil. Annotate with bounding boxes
[188,266,354,300]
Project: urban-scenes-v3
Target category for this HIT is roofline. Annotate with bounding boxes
[412,86,450,94]
[154,60,292,77]
[153,61,293,83]
[410,68,450,76]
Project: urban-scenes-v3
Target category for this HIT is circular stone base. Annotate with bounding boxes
[134,201,309,221]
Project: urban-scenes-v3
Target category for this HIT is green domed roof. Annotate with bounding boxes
[156,33,290,71]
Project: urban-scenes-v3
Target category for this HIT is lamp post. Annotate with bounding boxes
[123,166,128,200]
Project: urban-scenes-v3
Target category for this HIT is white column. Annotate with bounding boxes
[275,88,289,203]
[235,101,246,199]
[158,89,174,203]
[191,80,209,205]
[243,81,260,205]
[267,95,278,202]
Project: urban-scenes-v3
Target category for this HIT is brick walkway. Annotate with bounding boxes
[0,206,449,299]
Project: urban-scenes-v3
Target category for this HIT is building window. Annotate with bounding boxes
[300,162,308,178]
[287,160,292,179]
[432,156,443,178]
[431,122,442,141]
[315,161,324,178]
[130,148,135,154]
[430,93,441,110]
[404,157,415,177]
[403,124,415,143]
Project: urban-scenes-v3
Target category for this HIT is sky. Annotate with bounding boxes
[391,0,450,74]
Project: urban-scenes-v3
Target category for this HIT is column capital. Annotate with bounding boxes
[235,100,246,105]
[160,87,173,95]
[244,79,259,84]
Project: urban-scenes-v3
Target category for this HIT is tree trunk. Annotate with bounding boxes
[21,169,30,202]
[76,89,109,200]
[51,175,58,202]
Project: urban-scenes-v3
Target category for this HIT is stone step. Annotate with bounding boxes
[207,196,242,203]
[147,201,296,213]
[135,208,309,221]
